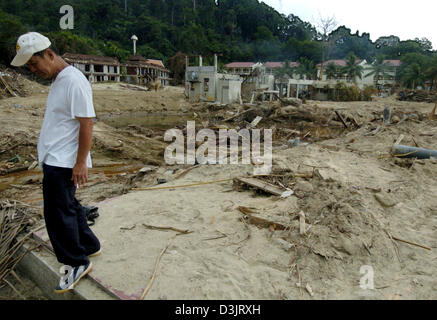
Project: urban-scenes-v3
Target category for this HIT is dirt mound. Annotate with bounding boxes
[0,67,46,100]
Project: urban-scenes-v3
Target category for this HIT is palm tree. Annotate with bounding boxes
[294,57,317,80]
[365,55,392,87]
[425,58,437,90]
[401,63,425,89]
[274,60,295,97]
[325,62,338,80]
[274,60,294,80]
[342,53,363,83]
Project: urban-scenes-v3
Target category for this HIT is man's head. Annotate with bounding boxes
[11,32,62,79]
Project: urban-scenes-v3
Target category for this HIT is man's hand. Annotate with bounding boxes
[72,162,88,187]
[73,117,94,188]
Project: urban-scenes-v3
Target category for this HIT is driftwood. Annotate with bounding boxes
[0,76,17,97]
[274,108,329,124]
[237,206,287,231]
[224,108,255,122]
[142,224,192,235]
[140,235,176,300]
[391,236,431,251]
[0,201,42,297]
[430,104,436,120]
[133,178,233,191]
[298,211,306,235]
[0,165,30,176]
[334,110,348,129]
[234,177,285,196]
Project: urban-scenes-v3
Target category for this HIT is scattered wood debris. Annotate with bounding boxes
[142,223,193,235]
[237,206,287,231]
[140,235,176,300]
[233,177,285,196]
[398,89,436,103]
[334,110,348,129]
[0,200,42,298]
[298,211,306,235]
[429,104,436,121]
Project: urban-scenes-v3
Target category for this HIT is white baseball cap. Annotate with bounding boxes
[11,32,51,67]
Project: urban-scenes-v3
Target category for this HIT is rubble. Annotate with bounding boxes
[0,69,436,300]
[398,89,437,103]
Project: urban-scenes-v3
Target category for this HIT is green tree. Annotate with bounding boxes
[397,53,431,88]
[0,9,27,65]
[294,57,317,80]
[325,62,338,80]
[274,60,294,80]
[342,53,363,82]
[365,54,392,86]
[425,56,437,90]
[401,63,425,89]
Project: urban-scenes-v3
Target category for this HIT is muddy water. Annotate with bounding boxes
[98,112,194,129]
[1,112,191,193]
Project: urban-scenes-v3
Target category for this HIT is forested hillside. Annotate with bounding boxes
[0,0,435,75]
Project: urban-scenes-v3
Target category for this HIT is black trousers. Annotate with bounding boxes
[43,164,100,267]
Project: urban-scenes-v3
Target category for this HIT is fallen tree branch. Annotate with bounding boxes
[142,223,193,235]
[140,235,176,300]
[133,178,233,191]
[391,236,431,251]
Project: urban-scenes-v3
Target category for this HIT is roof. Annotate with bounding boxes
[316,59,364,68]
[265,62,300,68]
[63,53,119,65]
[225,62,256,68]
[127,55,148,63]
[383,60,401,67]
[125,56,168,71]
[146,59,165,68]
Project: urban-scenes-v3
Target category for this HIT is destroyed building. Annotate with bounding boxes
[62,53,170,87]
[122,56,170,87]
[225,62,275,100]
[185,55,242,104]
[224,59,402,100]
[63,53,121,83]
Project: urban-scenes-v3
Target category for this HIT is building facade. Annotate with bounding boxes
[63,53,170,87]
[186,55,242,104]
[122,55,170,87]
[63,53,121,83]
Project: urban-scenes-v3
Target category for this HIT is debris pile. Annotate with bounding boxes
[398,89,437,103]
[0,67,46,99]
[0,132,38,175]
[0,200,42,299]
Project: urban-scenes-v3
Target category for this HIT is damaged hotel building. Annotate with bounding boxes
[63,53,170,87]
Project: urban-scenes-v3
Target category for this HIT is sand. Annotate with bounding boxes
[0,78,436,299]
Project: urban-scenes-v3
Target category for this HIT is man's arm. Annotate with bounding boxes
[72,117,94,187]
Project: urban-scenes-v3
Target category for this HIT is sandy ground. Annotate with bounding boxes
[0,79,436,300]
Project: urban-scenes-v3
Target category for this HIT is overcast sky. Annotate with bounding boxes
[261,0,436,49]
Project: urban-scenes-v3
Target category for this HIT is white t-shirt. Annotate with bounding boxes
[38,65,96,169]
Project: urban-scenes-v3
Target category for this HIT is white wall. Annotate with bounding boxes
[217,78,241,104]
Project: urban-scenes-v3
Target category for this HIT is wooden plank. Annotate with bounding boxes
[237,206,287,230]
[430,103,436,120]
[334,110,348,129]
[234,177,284,196]
[394,134,405,146]
[0,76,17,97]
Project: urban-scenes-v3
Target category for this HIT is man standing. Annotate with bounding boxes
[11,32,101,294]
